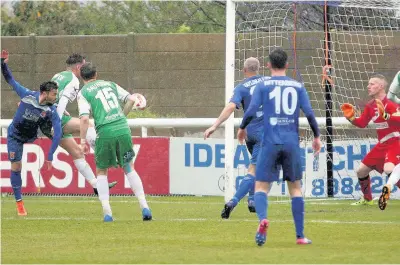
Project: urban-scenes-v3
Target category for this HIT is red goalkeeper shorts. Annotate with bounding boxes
[362,138,400,173]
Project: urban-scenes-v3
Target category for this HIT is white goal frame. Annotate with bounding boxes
[223,0,395,201]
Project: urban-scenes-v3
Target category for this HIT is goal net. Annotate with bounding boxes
[228,0,400,199]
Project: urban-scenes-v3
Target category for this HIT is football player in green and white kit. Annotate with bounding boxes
[45,54,117,194]
[388,71,400,104]
[378,71,400,210]
[78,62,152,222]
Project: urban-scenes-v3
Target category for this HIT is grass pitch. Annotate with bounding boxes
[1,196,399,264]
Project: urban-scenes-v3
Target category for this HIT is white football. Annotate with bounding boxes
[131,93,147,110]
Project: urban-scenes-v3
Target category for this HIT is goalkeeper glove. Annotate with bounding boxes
[340,103,356,121]
[375,99,389,120]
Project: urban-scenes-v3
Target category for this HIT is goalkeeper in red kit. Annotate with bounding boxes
[341,74,400,205]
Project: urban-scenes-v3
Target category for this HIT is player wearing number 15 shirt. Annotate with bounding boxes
[239,48,321,246]
[77,62,152,222]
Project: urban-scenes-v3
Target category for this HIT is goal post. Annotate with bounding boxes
[224,0,236,202]
[225,0,400,200]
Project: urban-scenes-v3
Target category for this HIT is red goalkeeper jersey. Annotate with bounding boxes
[352,97,400,142]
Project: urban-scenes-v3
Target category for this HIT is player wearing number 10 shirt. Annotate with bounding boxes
[239,48,321,246]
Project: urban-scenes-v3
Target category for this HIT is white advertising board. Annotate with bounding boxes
[170,138,400,198]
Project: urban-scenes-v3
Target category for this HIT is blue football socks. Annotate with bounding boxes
[291,197,305,239]
[254,191,268,221]
[231,174,255,207]
[11,170,22,201]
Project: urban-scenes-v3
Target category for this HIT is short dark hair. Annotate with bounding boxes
[40,81,58,93]
[80,62,97,81]
[66,53,85,66]
[269,48,288,69]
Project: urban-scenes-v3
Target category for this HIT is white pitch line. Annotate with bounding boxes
[2,217,399,225]
[0,199,358,205]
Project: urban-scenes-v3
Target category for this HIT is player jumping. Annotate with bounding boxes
[41,53,117,195]
[77,62,152,222]
[204,57,269,218]
[239,48,321,246]
[1,50,62,216]
[341,74,400,206]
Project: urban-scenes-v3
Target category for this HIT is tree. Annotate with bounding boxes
[78,1,225,34]
[1,1,398,36]
[1,1,226,36]
[1,1,84,36]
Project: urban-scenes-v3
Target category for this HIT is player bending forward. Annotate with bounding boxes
[204,57,269,218]
[41,53,117,195]
[78,62,152,222]
[341,74,400,206]
[239,48,321,246]
[1,50,62,215]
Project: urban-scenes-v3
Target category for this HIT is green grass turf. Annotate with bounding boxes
[1,196,399,264]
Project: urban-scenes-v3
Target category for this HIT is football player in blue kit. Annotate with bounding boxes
[238,48,321,246]
[1,50,62,216]
[204,57,269,218]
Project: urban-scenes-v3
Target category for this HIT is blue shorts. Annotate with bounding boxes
[7,136,25,162]
[245,130,262,165]
[256,142,302,183]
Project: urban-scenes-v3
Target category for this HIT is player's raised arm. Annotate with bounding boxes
[47,108,62,164]
[299,87,320,138]
[1,50,31,99]
[341,104,372,128]
[388,71,400,104]
[115,84,147,116]
[375,98,400,126]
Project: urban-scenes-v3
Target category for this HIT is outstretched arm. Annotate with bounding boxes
[351,106,372,128]
[213,103,237,129]
[1,50,32,99]
[204,103,236,139]
[114,84,142,116]
[341,102,372,128]
[204,86,243,139]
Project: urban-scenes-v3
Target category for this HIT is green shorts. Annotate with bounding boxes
[61,115,73,139]
[95,132,135,170]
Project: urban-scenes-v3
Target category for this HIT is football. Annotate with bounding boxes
[131,93,147,110]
